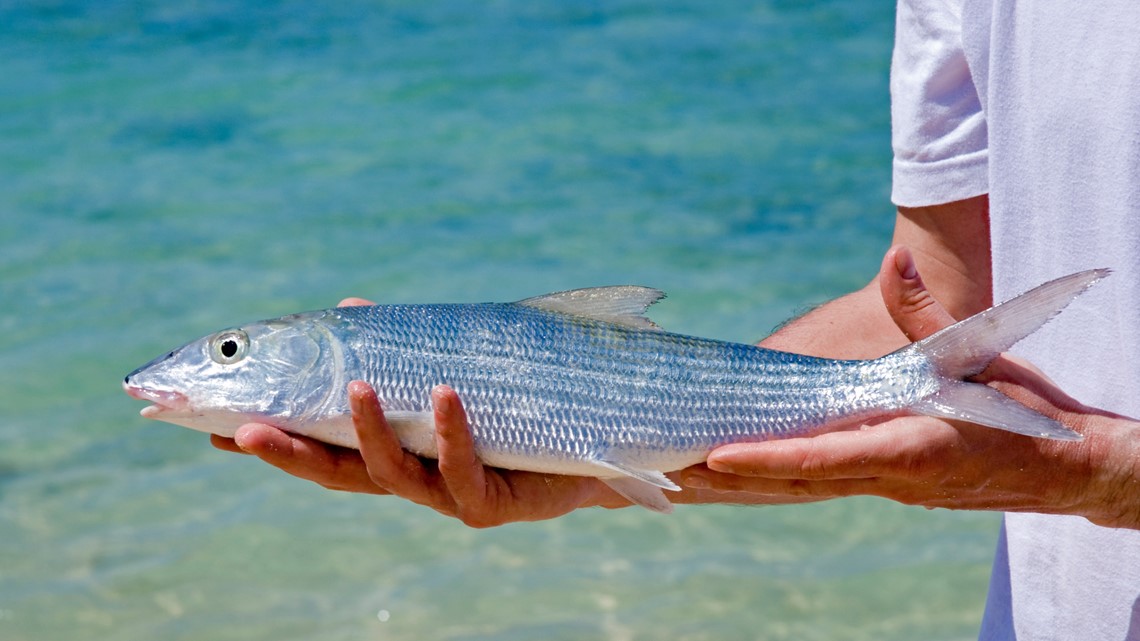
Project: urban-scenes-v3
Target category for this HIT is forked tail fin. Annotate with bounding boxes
[901,268,1110,441]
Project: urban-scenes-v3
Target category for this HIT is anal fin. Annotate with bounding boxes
[590,458,679,514]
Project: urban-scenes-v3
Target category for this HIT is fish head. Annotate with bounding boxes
[123,311,345,438]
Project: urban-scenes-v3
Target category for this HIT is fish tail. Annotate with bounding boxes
[902,268,1110,441]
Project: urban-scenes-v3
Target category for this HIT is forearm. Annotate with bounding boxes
[759,282,906,358]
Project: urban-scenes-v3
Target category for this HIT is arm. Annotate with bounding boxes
[763,195,991,358]
[688,197,1140,529]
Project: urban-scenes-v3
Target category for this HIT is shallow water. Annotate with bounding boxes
[0,1,998,639]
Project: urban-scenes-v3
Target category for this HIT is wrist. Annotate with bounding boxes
[1079,417,1140,530]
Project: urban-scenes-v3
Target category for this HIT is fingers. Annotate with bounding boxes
[682,467,882,500]
[221,379,608,525]
[703,418,959,480]
[230,422,386,494]
[350,381,455,509]
[432,386,494,510]
[703,432,883,480]
[429,386,564,524]
[685,420,959,504]
[210,434,248,454]
[879,246,957,341]
[429,385,614,525]
[681,466,982,509]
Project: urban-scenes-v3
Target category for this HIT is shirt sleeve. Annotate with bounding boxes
[890,0,989,207]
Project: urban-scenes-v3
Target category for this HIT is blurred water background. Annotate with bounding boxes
[0,1,999,639]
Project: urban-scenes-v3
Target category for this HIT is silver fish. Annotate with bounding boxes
[124,270,1106,512]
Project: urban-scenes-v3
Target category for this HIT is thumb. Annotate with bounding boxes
[879,246,956,341]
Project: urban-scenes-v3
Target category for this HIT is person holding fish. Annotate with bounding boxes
[197,1,1140,639]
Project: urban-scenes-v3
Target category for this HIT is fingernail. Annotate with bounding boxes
[433,386,453,415]
[683,474,710,489]
[894,249,918,280]
[706,456,742,474]
[234,430,257,454]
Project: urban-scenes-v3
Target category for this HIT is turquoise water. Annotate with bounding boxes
[0,1,999,639]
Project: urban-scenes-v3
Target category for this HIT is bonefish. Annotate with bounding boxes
[124,270,1105,512]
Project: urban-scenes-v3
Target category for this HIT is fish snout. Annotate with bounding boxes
[122,379,189,416]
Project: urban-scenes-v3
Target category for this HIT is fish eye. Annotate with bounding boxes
[209,329,249,365]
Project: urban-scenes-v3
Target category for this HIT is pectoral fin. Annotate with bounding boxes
[592,458,680,491]
[601,477,675,514]
[590,458,679,513]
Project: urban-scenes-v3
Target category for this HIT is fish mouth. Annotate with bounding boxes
[122,380,189,417]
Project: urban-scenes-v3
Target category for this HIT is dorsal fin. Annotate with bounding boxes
[516,286,666,330]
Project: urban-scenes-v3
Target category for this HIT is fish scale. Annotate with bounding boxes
[340,303,857,451]
[124,271,1106,512]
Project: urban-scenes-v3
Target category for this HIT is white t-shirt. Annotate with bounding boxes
[890,1,1140,639]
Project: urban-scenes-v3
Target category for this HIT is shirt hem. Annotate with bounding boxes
[891,148,989,207]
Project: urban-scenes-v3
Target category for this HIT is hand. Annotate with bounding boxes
[211,298,629,527]
[683,246,1140,530]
